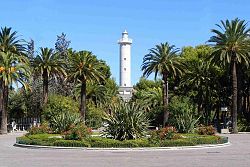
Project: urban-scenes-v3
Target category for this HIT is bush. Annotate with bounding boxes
[16,134,228,148]
[149,127,183,145]
[168,96,200,133]
[197,125,216,135]
[28,124,51,135]
[104,102,149,140]
[17,136,57,146]
[53,140,90,147]
[25,133,61,140]
[86,137,150,148]
[42,94,79,123]
[63,124,92,140]
[86,104,104,129]
[50,111,82,133]
[237,117,250,132]
[160,139,195,147]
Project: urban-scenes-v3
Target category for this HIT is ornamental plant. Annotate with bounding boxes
[150,126,181,141]
[197,125,216,135]
[50,111,82,133]
[63,124,92,140]
[42,94,79,123]
[103,101,149,141]
[27,123,51,135]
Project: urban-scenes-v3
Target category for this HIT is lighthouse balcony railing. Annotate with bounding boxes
[118,39,132,43]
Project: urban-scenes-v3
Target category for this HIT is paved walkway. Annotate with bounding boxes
[0,133,250,167]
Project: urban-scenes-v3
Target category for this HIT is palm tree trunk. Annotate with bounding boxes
[80,80,87,123]
[0,84,8,134]
[237,65,243,116]
[0,80,3,134]
[42,71,49,105]
[232,58,238,133]
[162,73,169,126]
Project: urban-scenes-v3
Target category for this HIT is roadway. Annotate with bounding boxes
[0,132,250,167]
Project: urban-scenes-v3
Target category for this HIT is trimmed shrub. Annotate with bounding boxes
[160,139,195,147]
[121,139,151,147]
[197,125,216,135]
[190,135,225,145]
[25,133,60,139]
[86,137,150,148]
[87,137,122,148]
[16,134,228,148]
[53,140,90,147]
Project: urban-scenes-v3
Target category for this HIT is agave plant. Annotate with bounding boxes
[50,111,82,133]
[103,102,149,140]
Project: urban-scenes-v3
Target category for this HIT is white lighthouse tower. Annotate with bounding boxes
[118,30,133,100]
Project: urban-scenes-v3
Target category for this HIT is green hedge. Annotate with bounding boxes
[53,140,90,147]
[87,137,151,148]
[16,134,228,148]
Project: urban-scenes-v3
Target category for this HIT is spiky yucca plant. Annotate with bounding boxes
[50,111,82,133]
[104,102,149,141]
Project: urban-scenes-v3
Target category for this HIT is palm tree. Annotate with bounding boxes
[68,50,105,121]
[73,81,107,106]
[33,47,66,105]
[181,59,220,124]
[0,52,30,134]
[142,42,184,126]
[0,27,26,134]
[0,27,26,54]
[208,18,250,133]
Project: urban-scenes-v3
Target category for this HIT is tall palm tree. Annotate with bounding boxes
[208,18,250,133]
[0,27,26,54]
[33,47,66,105]
[142,42,184,126]
[182,59,220,124]
[68,50,105,121]
[0,52,30,134]
[0,27,26,134]
[73,81,107,106]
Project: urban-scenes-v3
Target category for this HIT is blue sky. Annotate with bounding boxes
[1,0,249,84]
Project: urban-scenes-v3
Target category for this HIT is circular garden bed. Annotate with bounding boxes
[16,133,228,148]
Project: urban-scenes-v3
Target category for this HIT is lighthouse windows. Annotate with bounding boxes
[124,58,126,60]
[124,68,126,71]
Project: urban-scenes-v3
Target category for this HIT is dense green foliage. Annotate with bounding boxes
[27,124,51,135]
[16,134,228,148]
[42,94,79,122]
[49,111,82,133]
[196,125,216,135]
[104,102,149,140]
[85,103,104,129]
[63,124,92,140]
[168,97,200,133]
[142,42,184,126]
[208,18,250,133]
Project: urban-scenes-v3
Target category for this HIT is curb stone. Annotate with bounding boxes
[14,142,231,151]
